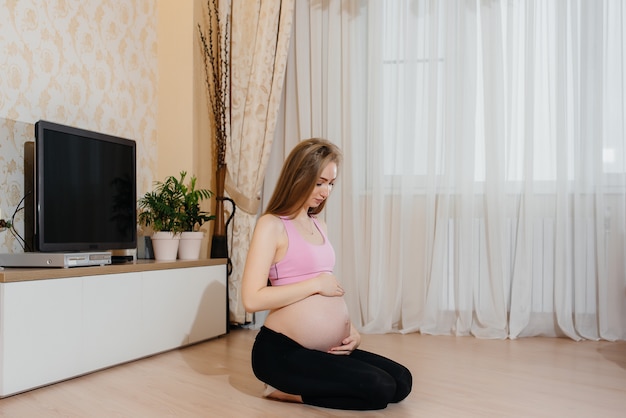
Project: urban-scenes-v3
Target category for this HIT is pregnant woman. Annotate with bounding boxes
[242,138,412,411]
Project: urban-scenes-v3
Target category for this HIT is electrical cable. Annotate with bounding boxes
[222,197,235,277]
[7,192,31,251]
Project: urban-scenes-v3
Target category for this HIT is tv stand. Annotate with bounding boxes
[0,259,228,398]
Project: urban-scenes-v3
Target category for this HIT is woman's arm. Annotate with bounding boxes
[241,214,343,313]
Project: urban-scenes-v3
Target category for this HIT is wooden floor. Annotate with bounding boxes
[1,327,625,417]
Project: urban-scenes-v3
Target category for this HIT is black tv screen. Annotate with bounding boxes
[33,120,137,252]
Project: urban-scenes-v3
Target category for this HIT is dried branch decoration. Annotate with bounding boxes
[198,0,230,169]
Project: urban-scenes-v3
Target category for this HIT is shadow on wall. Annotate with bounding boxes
[0,117,34,254]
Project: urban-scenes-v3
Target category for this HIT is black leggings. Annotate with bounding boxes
[251,326,412,410]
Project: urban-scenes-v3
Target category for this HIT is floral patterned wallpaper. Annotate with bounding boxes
[0,0,158,253]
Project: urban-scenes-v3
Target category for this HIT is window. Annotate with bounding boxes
[379,0,625,184]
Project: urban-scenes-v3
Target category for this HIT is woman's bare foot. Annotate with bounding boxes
[263,385,303,403]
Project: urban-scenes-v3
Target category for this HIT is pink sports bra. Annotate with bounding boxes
[268,216,335,286]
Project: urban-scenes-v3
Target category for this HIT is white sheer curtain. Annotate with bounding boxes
[270,0,626,340]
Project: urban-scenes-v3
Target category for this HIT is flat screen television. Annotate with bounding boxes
[28,120,137,253]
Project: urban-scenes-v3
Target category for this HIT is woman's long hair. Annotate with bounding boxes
[264,138,342,218]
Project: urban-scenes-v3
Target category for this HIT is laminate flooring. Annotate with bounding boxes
[1,327,624,417]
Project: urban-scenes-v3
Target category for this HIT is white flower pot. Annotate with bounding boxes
[151,231,181,261]
[178,231,205,260]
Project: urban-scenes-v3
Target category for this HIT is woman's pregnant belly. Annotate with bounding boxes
[264,294,351,352]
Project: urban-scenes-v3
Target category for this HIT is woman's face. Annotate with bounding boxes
[306,161,337,209]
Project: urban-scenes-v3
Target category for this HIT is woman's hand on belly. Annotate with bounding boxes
[316,272,345,297]
[328,323,361,355]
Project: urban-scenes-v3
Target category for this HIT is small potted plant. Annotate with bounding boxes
[137,174,186,261]
[178,171,214,260]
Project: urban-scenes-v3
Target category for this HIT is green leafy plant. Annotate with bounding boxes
[137,174,186,234]
[179,172,215,232]
[137,172,214,234]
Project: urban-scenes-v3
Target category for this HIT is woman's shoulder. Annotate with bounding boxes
[256,213,287,233]
[254,214,288,248]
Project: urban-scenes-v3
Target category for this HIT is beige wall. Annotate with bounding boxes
[157,0,194,180]
[0,1,208,253]
[157,0,214,194]
[0,0,215,253]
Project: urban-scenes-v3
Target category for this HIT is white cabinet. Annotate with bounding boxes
[0,260,227,398]
[141,267,227,350]
[82,272,145,371]
[0,277,84,395]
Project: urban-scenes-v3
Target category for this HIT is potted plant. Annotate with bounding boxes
[178,171,215,260]
[137,174,186,261]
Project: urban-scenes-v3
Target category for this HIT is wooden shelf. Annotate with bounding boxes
[0,258,227,283]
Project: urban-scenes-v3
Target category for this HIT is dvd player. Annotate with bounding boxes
[0,252,112,268]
